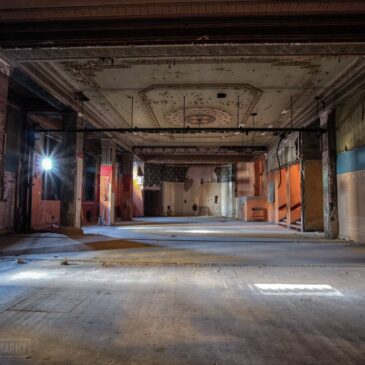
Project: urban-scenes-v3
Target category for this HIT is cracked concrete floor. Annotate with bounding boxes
[0,218,365,364]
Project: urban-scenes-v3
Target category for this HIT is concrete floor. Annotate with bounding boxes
[0,217,365,364]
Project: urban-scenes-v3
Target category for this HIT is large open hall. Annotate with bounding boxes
[0,1,365,364]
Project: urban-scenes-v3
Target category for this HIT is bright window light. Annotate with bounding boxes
[41,157,53,171]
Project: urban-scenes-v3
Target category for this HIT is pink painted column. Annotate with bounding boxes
[99,140,116,225]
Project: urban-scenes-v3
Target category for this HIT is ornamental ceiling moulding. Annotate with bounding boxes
[139,83,263,129]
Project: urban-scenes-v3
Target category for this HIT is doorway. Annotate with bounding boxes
[144,190,161,216]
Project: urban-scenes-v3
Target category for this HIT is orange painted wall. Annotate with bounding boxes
[266,163,302,226]
[288,163,301,224]
[303,160,324,231]
[277,168,287,222]
[242,196,268,221]
[235,162,255,197]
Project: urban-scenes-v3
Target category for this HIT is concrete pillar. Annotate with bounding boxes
[0,59,10,200]
[120,153,133,221]
[321,110,339,238]
[99,139,116,225]
[17,113,35,232]
[59,112,84,231]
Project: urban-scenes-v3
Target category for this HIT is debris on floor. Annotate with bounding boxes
[60,257,69,265]
[16,257,25,264]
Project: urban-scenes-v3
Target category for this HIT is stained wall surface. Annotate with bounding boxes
[145,164,236,217]
[162,180,235,217]
[336,91,365,242]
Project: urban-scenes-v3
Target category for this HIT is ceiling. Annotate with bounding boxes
[0,1,365,47]
[1,43,365,162]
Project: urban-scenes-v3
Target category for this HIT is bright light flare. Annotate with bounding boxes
[41,157,53,171]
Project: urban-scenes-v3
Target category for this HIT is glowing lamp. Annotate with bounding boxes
[41,157,53,171]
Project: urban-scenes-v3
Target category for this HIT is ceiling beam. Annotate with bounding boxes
[1,1,364,19]
[0,13,364,47]
[139,154,256,163]
[34,127,325,134]
[133,145,267,153]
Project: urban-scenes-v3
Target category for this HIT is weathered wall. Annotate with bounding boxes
[235,162,254,197]
[146,164,235,217]
[266,134,300,225]
[162,180,235,217]
[235,161,269,221]
[336,91,365,242]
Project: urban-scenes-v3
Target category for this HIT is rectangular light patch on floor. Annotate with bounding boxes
[251,284,343,296]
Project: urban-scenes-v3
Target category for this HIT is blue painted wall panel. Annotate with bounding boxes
[337,145,365,174]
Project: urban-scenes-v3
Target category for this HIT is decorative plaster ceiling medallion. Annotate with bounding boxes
[167,108,232,127]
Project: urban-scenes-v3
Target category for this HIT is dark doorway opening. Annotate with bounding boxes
[144,190,161,217]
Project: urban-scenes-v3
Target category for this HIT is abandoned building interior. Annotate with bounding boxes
[0,1,365,364]
[0,44,364,241]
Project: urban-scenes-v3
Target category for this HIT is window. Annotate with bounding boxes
[41,135,60,201]
[84,154,96,201]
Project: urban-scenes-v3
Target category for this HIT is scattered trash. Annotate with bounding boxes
[60,257,69,265]
[16,257,25,264]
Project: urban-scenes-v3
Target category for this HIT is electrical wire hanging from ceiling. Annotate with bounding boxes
[251,113,257,145]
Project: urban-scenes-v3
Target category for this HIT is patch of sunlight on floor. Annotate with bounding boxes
[250,283,343,296]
